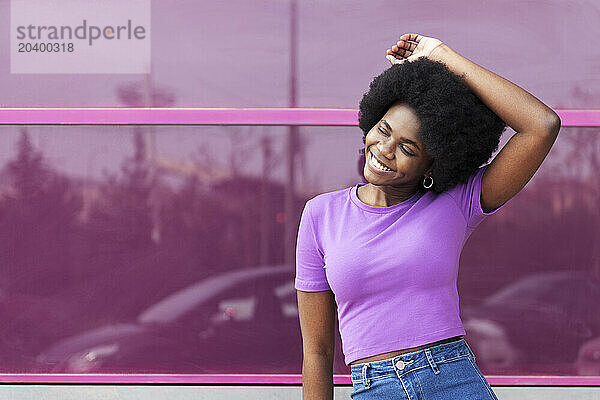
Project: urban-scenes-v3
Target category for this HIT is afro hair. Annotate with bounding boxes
[357,56,507,194]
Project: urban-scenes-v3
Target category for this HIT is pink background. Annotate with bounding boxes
[0,0,598,383]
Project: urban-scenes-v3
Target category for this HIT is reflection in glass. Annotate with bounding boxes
[0,125,597,377]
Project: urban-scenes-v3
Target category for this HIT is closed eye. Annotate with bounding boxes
[377,127,415,156]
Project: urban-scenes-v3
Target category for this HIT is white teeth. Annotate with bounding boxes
[370,151,391,171]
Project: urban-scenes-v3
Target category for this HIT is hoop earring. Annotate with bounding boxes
[422,175,433,189]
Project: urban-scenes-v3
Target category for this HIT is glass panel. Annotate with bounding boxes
[1,0,598,107]
[459,127,600,376]
[0,125,597,378]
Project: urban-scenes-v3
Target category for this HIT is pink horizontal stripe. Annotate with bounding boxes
[0,108,596,126]
[0,374,598,386]
[0,108,358,125]
[554,109,600,127]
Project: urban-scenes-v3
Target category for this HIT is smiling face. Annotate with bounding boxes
[363,101,434,188]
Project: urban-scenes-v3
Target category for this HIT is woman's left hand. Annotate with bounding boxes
[386,33,445,65]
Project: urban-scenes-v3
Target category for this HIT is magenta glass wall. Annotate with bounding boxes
[0,113,598,386]
[0,0,598,109]
[0,0,599,386]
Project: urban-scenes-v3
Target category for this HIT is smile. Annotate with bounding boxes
[368,150,394,173]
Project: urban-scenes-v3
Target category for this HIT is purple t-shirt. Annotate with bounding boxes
[295,163,507,365]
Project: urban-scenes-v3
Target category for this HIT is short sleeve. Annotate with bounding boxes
[294,200,331,292]
[446,163,507,229]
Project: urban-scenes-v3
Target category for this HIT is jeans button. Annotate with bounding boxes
[395,360,405,370]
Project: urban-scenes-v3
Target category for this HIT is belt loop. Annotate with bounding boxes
[464,339,477,362]
[362,363,370,388]
[425,348,439,374]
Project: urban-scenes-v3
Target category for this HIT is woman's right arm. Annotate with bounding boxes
[297,288,337,400]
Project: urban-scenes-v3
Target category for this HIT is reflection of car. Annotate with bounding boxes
[36,265,350,373]
[462,271,600,374]
[575,336,600,375]
[0,291,78,372]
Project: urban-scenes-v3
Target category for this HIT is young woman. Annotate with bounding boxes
[295,33,561,399]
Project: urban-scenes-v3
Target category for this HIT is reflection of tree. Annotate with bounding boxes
[116,81,175,107]
[226,127,259,179]
[64,129,163,326]
[86,130,154,261]
[117,78,176,245]
[460,89,600,300]
[0,129,82,294]
[550,86,600,275]
[160,175,230,270]
[182,127,288,269]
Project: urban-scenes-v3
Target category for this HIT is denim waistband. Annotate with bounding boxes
[350,338,476,383]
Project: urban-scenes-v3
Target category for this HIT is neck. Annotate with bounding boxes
[360,183,419,207]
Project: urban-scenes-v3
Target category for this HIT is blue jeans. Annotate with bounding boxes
[349,338,499,399]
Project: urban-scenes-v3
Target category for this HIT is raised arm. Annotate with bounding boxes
[389,33,561,212]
